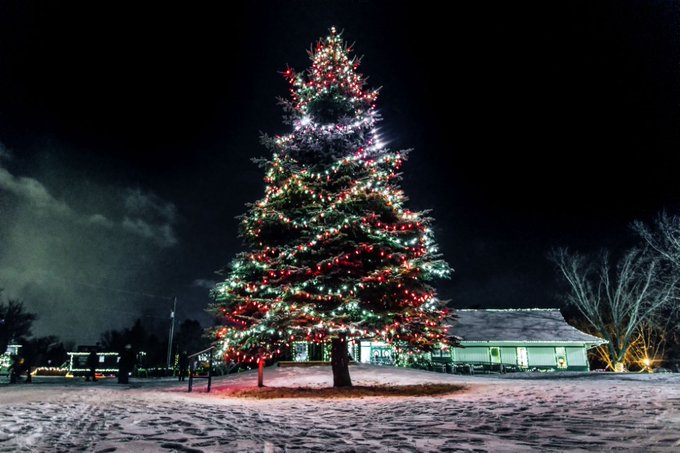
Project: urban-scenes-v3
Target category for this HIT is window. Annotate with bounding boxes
[292,342,308,362]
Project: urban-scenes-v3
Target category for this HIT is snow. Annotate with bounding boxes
[452,309,605,343]
[2,365,680,452]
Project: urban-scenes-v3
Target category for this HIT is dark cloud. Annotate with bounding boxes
[0,152,180,343]
[0,160,72,217]
[87,213,115,229]
[121,218,177,248]
[0,143,12,161]
[192,279,216,289]
[124,189,177,224]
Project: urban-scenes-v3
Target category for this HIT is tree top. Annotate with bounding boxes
[283,27,378,120]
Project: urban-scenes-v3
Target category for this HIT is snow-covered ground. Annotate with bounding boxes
[1,365,680,452]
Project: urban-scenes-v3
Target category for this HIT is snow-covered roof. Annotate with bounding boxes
[451,309,607,344]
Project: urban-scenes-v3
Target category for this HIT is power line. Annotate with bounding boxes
[59,278,174,301]
[24,271,175,301]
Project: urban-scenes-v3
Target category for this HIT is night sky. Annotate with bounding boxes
[1,1,679,344]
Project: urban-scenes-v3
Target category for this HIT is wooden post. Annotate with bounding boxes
[185,346,216,393]
[257,356,264,387]
[207,353,213,393]
[188,360,193,393]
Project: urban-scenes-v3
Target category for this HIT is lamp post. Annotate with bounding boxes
[166,296,177,371]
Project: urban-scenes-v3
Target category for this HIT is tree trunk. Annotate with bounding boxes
[613,345,626,372]
[331,334,352,387]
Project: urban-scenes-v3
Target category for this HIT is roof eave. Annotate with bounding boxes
[460,340,607,345]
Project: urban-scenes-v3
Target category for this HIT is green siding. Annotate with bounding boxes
[433,343,593,371]
[500,347,517,365]
[566,347,586,367]
[455,347,489,362]
[527,347,556,366]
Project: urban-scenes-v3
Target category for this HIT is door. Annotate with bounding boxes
[489,347,501,363]
[517,347,528,368]
[555,346,568,369]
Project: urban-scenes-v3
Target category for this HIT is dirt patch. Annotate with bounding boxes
[215,383,466,399]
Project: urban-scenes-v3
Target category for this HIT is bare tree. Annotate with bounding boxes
[625,320,669,372]
[0,292,37,354]
[587,320,669,372]
[633,212,680,268]
[550,248,677,371]
[634,212,680,370]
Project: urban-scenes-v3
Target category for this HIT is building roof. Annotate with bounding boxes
[451,309,607,344]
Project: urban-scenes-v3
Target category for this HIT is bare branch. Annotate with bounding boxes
[550,246,677,369]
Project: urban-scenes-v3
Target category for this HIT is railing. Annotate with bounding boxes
[187,346,216,393]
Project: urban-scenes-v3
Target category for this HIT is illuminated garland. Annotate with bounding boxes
[284,27,378,116]
[209,28,453,364]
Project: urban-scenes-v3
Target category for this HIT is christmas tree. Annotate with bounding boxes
[209,28,454,387]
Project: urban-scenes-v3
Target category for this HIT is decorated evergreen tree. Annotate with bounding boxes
[209,28,454,387]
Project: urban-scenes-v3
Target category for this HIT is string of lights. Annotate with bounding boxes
[209,28,454,364]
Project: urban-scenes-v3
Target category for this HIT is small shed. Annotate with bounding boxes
[67,352,120,376]
[432,309,607,371]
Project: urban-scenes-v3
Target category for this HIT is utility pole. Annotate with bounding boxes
[166,296,177,371]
